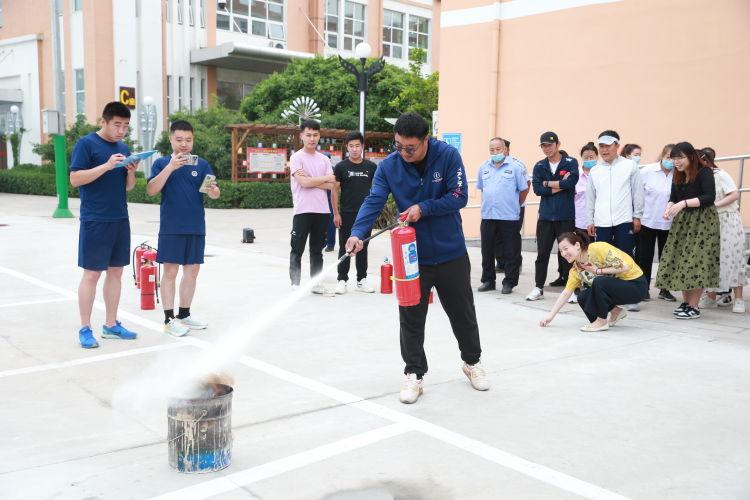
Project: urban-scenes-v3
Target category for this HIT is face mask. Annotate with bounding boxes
[583,159,597,169]
[490,153,505,163]
[631,155,641,165]
[661,159,674,170]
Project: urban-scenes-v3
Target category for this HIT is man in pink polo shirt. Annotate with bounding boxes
[289,120,337,294]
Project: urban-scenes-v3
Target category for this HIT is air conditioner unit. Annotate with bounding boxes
[269,41,287,50]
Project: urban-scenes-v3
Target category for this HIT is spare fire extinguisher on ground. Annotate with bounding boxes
[390,219,421,307]
[139,248,160,310]
[380,257,393,294]
[132,242,155,289]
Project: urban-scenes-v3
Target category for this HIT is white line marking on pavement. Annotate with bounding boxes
[0,343,189,379]
[1,266,631,500]
[0,296,75,308]
[148,423,412,500]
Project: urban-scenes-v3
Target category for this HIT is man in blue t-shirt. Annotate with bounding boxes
[70,101,140,349]
[476,137,528,294]
[147,120,220,337]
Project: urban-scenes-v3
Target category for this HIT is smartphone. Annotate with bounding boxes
[198,174,216,193]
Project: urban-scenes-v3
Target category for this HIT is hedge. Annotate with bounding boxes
[0,168,292,209]
[0,167,398,227]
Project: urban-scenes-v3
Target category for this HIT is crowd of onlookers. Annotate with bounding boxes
[475,129,747,331]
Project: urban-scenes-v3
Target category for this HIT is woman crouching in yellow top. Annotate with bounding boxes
[539,229,647,332]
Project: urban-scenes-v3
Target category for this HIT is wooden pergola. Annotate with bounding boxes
[226,123,393,182]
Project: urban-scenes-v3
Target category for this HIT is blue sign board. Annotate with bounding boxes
[442,133,462,153]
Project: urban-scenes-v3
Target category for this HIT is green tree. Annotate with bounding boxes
[32,114,137,164]
[155,103,243,180]
[240,51,438,132]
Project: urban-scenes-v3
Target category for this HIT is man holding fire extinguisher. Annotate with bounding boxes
[147,120,220,336]
[345,113,489,404]
[70,102,141,349]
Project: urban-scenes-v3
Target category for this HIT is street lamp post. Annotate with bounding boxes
[139,95,157,177]
[338,42,385,135]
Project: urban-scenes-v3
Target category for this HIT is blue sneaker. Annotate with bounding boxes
[79,326,99,349]
[101,320,138,340]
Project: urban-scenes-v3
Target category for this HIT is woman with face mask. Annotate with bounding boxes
[635,144,677,302]
[655,142,720,319]
[622,143,643,167]
[697,148,746,314]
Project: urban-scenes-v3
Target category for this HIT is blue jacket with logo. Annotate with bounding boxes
[351,138,468,265]
[531,155,579,221]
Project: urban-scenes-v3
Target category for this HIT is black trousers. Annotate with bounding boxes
[595,222,635,255]
[534,219,574,288]
[578,276,648,322]
[496,206,525,268]
[635,225,669,286]
[289,213,329,285]
[480,219,521,286]
[399,254,482,376]
[337,211,372,282]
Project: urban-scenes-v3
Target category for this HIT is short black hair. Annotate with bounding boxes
[102,101,131,121]
[393,112,429,139]
[503,139,510,149]
[300,119,320,131]
[598,130,620,140]
[344,131,364,145]
[580,142,598,156]
[170,120,194,134]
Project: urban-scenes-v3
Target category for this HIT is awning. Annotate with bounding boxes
[190,42,315,73]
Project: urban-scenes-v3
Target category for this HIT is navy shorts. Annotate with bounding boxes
[78,219,131,271]
[157,234,206,265]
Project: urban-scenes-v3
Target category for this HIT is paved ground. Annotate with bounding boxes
[1,193,749,500]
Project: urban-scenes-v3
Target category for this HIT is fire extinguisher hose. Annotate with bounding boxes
[336,219,401,265]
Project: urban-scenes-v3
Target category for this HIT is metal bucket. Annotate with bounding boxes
[167,383,233,473]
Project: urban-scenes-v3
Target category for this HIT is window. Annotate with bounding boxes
[166,75,172,112]
[188,0,194,26]
[325,1,366,51]
[217,0,284,40]
[75,69,85,115]
[165,0,171,23]
[177,0,183,24]
[200,78,206,108]
[178,76,183,109]
[217,81,254,109]
[189,77,194,112]
[324,0,338,48]
[74,0,82,11]
[382,10,430,62]
[199,0,205,27]
[408,15,429,60]
[382,10,403,59]
[0,0,4,28]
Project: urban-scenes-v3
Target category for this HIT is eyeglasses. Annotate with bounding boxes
[392,139,424,155]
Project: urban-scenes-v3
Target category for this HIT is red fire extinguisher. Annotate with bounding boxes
[390,220,421,307]
[380,257,393,294]
[140,249,160,310]
[132,242,153,289]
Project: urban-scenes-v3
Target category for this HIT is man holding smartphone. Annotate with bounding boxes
[147,120,220,336]
[70,101,141,349]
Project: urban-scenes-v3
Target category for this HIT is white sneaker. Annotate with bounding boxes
[398,373,423,404]
[356,278,375,293]
[525,287,544,301]
[568,294,578,304]
[462,361,490,391]
[164,318,190,337]
[624,303,640,312]
[335,280,347,294]
[312,284,335,296]
[732,299,746,314]
[698,294,717,309]
[179,315,208,329]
